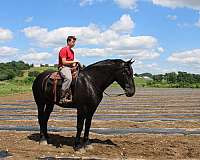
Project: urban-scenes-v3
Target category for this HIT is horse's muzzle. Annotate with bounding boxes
[125,87,135,97]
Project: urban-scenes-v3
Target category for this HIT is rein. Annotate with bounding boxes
[103,91,125,97]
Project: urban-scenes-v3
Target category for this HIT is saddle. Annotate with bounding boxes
[44,66,79,103]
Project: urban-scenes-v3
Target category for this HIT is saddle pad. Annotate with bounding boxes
[49,72,62,80]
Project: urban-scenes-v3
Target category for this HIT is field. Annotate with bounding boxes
[0,88,200,159]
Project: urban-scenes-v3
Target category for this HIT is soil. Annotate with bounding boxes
[0,88,200,160]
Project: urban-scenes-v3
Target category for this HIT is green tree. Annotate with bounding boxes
[28,71,40,77]
[165,72,177,83]
[152,74,163,82]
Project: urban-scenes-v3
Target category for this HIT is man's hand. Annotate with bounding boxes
[72,62,78,67]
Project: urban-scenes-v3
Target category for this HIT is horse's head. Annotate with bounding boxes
[114,59,135,97]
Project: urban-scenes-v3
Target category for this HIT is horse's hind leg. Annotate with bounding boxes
[74,110,85,150]
[37,102,54,144]
[37,102,46,144]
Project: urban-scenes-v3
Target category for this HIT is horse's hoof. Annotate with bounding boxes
[73,143,82,151]
[79,148,86,153]
[75,147,86,153]
[39,136,48,145]
[84,144,93,150]
[84,140,93,150]
[39,139,48,145]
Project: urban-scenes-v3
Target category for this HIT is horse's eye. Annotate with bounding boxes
[124,68,131,75]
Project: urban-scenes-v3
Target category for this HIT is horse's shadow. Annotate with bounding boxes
[28,133,117,148]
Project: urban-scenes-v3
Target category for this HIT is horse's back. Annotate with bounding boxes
[33,71,52,89]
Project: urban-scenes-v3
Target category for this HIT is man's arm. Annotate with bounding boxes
[61,58,79,66]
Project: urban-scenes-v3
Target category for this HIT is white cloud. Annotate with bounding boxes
[195,17,200,27]
[168,49,200,64]
[22,14,136,47]
[152,0,200,10]
[157,47,164,53]
[110,14,135,34]
[80,0,95,6]
[0,57,11,63]
[20,51,52,63]
[75,48,112,57]
[75,41,162,60]
[79,0,137,9]
[115,48,161,60]
[167,15,177,21]
[80,0,200,10]
[25,16,33,23]
[22,14,163,60]
[76,35,163,60]
[79,0,106,6]
[177,22,191,28]
[133,61,165,74]
[0,46,19,56]
[22,24,102,47]
[0,28,13,41]
[114,0,137,9]
[106,36,158,50]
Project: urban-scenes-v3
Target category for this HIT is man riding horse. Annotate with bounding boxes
[32,36,136,150]
[32,58,135,150]
[58,36,78,104]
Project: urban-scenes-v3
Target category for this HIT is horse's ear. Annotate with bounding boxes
[127,58,135,64]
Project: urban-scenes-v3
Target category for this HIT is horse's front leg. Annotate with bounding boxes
[74,110,85,150]
[83,116,92,147]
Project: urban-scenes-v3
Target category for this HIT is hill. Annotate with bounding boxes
[0,61,200,96]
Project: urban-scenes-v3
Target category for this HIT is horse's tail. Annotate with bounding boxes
[32,71,53,105]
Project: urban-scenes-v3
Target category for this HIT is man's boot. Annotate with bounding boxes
[59,89,72,104]
[65,88,72,102]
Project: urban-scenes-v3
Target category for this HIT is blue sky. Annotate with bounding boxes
[0,0,200,74]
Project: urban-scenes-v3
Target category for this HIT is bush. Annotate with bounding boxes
[28,71,40,77]
[44,68,57,72]
[0,73,9,81]
[0,61,31,81]
[23,77,35,84]
[18,71,24,77]
[0,69,16,81]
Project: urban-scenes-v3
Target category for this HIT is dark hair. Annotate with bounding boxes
[67,36,76,43]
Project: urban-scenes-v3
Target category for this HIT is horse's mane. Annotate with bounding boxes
[84,59,124,71]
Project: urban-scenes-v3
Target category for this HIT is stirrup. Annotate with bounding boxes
[59,97,72,104]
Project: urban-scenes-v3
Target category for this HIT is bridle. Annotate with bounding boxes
[103,65,134,97]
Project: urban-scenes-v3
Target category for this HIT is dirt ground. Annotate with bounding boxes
[1,131,200,160]
[0,88,200,159]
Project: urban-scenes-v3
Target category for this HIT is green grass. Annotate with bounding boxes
[29,66,56,72]
[134,77,149,87]
[111,77,150,88]
[0,81,32,96]
[0,66,57,96]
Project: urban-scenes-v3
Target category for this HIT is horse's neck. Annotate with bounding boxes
[86,67,115,92]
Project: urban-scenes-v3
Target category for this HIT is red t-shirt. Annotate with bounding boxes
[58,46,74,67]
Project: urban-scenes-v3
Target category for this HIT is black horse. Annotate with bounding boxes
[32,59,135,150]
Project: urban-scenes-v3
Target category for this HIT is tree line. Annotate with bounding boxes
[1,61,200,88]
[0,61,30,81]
[136,72,200,88]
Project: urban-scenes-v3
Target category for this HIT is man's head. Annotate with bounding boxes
[67,36,76,48]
